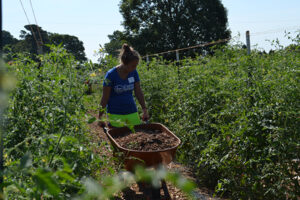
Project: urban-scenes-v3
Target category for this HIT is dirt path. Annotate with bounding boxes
[88,113,222,200]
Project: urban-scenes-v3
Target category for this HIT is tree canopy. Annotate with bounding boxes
[49,33,87,62]
[2,31,18,47]
[18,25,50,54]
[105,0,230,58]
[104,31,127,58]
[3,25,87,62]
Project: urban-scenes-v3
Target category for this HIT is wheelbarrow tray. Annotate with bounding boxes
[105,123,181,171]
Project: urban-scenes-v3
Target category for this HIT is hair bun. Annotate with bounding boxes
[119,44,140,65]
[122,43,131,52]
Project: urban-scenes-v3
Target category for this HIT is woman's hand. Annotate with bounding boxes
[98,120,106,128]
[142,108,150,121]
[98,111,106,127]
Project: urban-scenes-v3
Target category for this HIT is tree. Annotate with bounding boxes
[118,0,231,58]
[49,33,87,62]
[2,30,18,47]
[21,24,50,54]
[2,31,19,60]
[104,31,127,58]
[3,26,87,62]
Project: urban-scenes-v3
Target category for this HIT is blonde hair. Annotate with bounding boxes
[119,44,140,65]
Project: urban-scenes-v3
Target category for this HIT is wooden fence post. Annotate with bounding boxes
[246,30,251,55]
[246,30,254,105]
[176,50,180,62]
[176,50,180,77]
[146,55,150,70]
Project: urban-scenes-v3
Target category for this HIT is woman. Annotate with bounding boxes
[98,44,149,128]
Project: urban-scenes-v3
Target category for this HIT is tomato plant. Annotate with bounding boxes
[137,36,299,199]
[1,46,196,199]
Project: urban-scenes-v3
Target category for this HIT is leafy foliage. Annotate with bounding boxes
[3,29,299,199]
[3,46,100,198]
[2,31,18,47]
[49,33,87,62]
[3,27,87,62]
[105,0,230,57]
[1,46,196,199]
[136,37,300,199]
[104,31,127,58]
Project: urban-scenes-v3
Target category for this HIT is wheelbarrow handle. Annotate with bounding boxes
[101,125,108,134]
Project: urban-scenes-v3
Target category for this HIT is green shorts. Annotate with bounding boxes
[108,112,141,128]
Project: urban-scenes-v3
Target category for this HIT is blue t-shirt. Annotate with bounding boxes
[103,67,140,115]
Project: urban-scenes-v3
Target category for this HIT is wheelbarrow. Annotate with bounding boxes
[102,123,181,199]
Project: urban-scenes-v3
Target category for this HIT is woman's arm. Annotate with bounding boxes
[98,86,111,119]
[134,82,149,120]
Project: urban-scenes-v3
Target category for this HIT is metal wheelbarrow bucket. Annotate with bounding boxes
[103,123,181,171]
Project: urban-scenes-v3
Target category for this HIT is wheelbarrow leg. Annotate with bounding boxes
[148,180,171,200]
[151,186,161,200]
[138,181,161,200]
[137,180,172,200]
[161,180,171,200]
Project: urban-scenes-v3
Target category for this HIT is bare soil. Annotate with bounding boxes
[113,129,180,151]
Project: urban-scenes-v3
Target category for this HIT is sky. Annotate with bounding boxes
[3,0,300,62]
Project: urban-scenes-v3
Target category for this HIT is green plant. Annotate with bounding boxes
[1,45,197,199]
[3,46,105,198]
[134,35,300,199]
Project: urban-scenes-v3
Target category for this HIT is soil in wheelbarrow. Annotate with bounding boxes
[113,129,179,151]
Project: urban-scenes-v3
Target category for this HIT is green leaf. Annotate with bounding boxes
[56,171,74,182]
[180,180,196,193]
[217,182,222,190]
[83,178,103,197]
[88,117,96,124]
[19,152,32,169]
[33,169,61,198]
